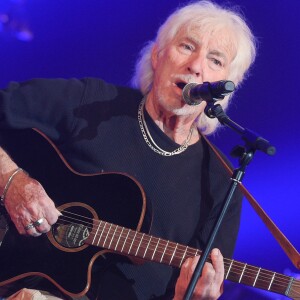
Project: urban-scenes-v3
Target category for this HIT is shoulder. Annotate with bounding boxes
[5,77,142,94]
[10,77,143,105]
[74,77,143,104]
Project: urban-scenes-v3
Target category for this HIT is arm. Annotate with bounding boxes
[0,78,89,236]
[0,146,60,236]
[174,248,224,300]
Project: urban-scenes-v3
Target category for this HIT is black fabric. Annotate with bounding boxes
[0,78,243,299]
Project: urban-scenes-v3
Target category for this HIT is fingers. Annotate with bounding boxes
[210,248,224,284]
[196,248,224,299]
[182,256,200,281]
[19,201,58,236]
[174,249,224,300]
[23,222,42,237]
[18,212,52,236]
[4,174,60,236]
[23,181,60,225]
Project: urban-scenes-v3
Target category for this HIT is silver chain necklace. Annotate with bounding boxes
[138,98,195,156]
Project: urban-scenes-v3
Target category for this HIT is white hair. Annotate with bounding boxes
[131,0,257,135]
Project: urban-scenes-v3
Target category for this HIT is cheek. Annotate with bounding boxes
[153,58,174,84]
[219,69,230,80]
[203,67,230,82]
[157,48,182,71]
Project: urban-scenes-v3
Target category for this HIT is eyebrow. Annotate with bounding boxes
[210,50,226,57]
[184,36,201,46]
[179,34,230,63]
[209,50,228,63]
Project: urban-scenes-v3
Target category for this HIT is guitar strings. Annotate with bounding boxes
[57,210,298,283]
[53,219,300,298]
[54,218,300,298]
[56,210,300,293]
[53,209,300,296]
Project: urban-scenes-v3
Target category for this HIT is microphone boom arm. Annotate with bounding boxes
[205,103,276,156]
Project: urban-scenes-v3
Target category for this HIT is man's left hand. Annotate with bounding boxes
[174,248,224,300]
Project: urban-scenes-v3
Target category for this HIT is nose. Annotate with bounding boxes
[187,67,200,77]
[187,55,203,78]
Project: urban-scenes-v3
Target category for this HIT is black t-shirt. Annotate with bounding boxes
[0,78,242,299]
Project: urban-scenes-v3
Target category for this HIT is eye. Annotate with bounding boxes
[212,58,222,67]
[179,43,194,53]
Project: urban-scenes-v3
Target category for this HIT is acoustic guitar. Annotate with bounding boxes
[0,129,299,299]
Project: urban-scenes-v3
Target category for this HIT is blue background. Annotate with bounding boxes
[1,1,299,299]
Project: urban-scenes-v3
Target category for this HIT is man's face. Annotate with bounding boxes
[150,26,237,116]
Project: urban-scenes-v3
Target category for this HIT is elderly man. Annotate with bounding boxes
[0,1,256,299]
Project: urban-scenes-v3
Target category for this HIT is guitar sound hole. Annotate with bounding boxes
[52,204,93,248]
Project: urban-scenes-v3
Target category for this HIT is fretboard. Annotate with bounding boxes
[85,220,299,299]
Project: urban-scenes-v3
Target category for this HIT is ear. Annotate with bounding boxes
[151,44,159,70]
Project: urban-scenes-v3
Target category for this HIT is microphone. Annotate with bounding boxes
[182,80,235,106]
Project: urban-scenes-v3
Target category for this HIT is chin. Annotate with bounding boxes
[156,89,200,116]
[157,96,196,116]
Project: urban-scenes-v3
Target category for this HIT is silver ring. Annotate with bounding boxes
[24,223,35,230]
[33,218,44,227]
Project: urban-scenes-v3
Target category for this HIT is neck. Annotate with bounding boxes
[144,94,200,145]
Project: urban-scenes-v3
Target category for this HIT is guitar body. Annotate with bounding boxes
[1,130,299,300]
[0,129,147,296]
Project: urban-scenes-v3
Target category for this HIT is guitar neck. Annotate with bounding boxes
[86,220,299,299]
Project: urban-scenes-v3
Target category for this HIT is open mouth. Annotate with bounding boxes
[175,82,186,90]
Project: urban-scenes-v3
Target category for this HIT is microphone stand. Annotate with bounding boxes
[184,100,276,300]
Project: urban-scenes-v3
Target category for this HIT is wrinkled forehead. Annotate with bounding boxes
[175,23,238,60]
